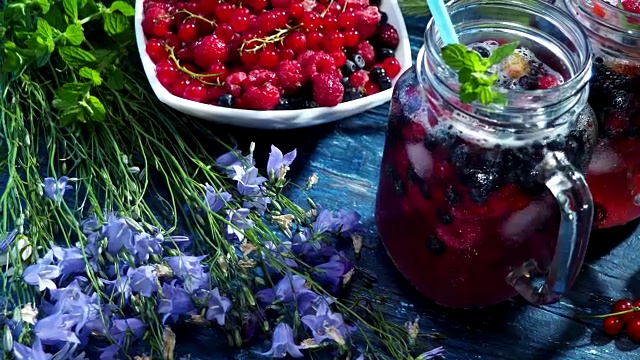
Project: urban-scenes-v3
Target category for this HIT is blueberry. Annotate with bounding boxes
[518,75,536,90]
[377,48,395,61]
[351,54,366,69]
[427,235,447,256]
[370,66,386,81]
[305,100,319,108]
[343,87,363,102]
[379,11,388,24]
[342,60,357,76]
[378,76,393,90]
[217,94,234,107]
[436,209,454,225]
[275,98,290,110]
[444,186,461,205]
[341,77,351,88]
[472,45,490,58]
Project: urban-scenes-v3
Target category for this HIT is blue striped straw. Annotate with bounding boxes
[426,0,459,45]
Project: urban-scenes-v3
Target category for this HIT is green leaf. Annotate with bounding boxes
[106,67,125,89]
[473,72,496,86]
[42,5,67,31]
[59,106,86,126]
[35,0,51,13]
[458,68,472,83]
[79,66,102,85]
[109,1,135,16]
[477,86,493,105]
[488,41,520,66]
[64,24,84,45]
[36,18,54,39]
[24,35,54,67]
[103,12,130,35]
[441,44,469,71]
[1,42,27,72]
[58,46,97,68]
[63,0,78,20]
[459,82,477,103]
[463,51,485,72]
[52,82,92,111]
[86,95,106,121]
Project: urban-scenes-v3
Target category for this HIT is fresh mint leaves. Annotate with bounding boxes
[441,41,519,105]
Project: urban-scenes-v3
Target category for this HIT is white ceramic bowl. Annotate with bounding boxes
[134,0,412,129]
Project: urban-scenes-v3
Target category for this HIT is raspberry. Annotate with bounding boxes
[241,83,281,110]
[301,51,336,78]
[622,0,640,13]
[349,70,369,87]
[355,41,376,68]
[354,6,380,40]
[537,74,560,89]
[276,60,306,95]
[225,72,248,97]
[312,73,344,107]
[375,23,400,50]
[346,0,370,10]
[243,69,279,88]
[193,35,229,69]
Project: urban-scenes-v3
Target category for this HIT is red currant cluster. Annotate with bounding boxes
[602,299,640,341]
[142,0,403,110]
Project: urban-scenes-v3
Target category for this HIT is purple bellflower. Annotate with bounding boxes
[110,318,146,344]
[301,301,352,346]
[204,287,232,325]
[202,184,232,213]
[127,266,159,297]
[312,209,341,235]
[157,281,196,324]
[416,347,445,359]
[260,323,303,358]
[51,246,86,280]
[0,229,17,254]
[274,275,307,303]
[313,253,354,295]
[42,176,72,203]
[102,214,135,255]
[226,208,255,242]
[335,210,364,236]
[33,312,81,345]
[22,251,60,291]
[266,145,297,180]
[13,338,52,360]
[133,232,163,263]
[102,276,133,304]
[165,255,209,293]
[230,166,267,196]
[47,280,101,335]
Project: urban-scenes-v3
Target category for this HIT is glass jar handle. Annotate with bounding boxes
[506,151,594,305]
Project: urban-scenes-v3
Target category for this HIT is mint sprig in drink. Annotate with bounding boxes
[563,0,640,229]
[375,0,596,308]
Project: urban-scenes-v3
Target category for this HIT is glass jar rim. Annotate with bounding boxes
[570,0,640,37]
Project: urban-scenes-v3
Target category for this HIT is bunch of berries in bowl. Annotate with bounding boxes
[135,0,411,128]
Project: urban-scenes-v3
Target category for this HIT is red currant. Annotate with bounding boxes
[207,61,228,82]
[235,6,251,16]
[152,17,172,38]
[183,83,208,102]
[323,32,344,53]
[230,13,250,32]
[338,11,356,30]
[166,34,182,51]
[301,12,320,32]
[612,299,634,313]
[215,3,235,22]
[382,57,402,78]
[156,59,179,87]
[344,30,360,47]
[259,50,281,69]
[258,11,280,32]
[199,0,218,14]
[279,48,296,60]
[172,11,188,28]
[248,0,268,12]
[178,19,198,43]
[330,51,346,67]
[274,9,289,28]
[628,317,640,342]
[182,63,198,73]
[322,15,339,32]
[363,81,380,95]
[289,2,304,18]
[603,316,624,337]
[194,13,215,35]
[146,38,168,63]
[176,47,195,62]
[171,75,192,97]
[240,50,260,68]
[215,23,235,41]
[271,0,291,8]
[306,32,323,51]
[327,2,342,14]
[283,32,307,53]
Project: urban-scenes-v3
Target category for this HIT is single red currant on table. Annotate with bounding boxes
[143,0,404,109]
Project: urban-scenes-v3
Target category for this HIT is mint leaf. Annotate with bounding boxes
[106,67,125,89]
[2,41,27,72]
[488,41,520,66]
[58,46,97,68]
[25,35,54,67]
[86,95,106,121]
[79,67,102,85]
[463,51,485,72]
[42,5,67,31]
[63,0,78,20]
[64,24,84,45]
[458,68,472,83]
[459,82,477,103]
[441,44,469,71]
[36,18,54,39]
[477,86,493,105]
[35,0,51,14]
[109,1,135,16]
[59,106,86,126]
[53,82,91,110]
[493,91,507,105]
[103,12,130,35]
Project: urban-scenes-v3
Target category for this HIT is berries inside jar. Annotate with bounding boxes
[142,0,404,110]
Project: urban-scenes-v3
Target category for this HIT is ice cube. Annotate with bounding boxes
[406,143,433,179]
[588,142,624,175]
[501,200,551,242]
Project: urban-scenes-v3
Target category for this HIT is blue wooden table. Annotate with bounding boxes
[177,16,640,360]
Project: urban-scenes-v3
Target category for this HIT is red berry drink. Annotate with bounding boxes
[375,0,596,308]
[563,0,640,228]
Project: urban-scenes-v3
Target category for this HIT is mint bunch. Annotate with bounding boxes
[441,41,519,105]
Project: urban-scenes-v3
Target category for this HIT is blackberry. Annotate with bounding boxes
[378,76,392,91]
[436,209,454,225]
[427,235,447,256]
[343,87,363,102]
[370,66,386,82]
[217,94,234,107]
[351,54,366,69]
[472,45,490,58]
[465,170,499,204]
[379,11,388,24]
[305,100,319,108]
[385,165,405,195]
[444,186,461,205]
[275,98,290,110]
[288,97,307,109]
[342,60,357,77]
[518,75,536,90]
[377,48,395,61]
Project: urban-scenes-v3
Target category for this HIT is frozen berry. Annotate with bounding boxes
[363,81,380,96]
[472,45,490,58]
[183,83,208,102]
[342,60,357,76]
[354,6,381,40]
[369,66,386,81]
[225,71,248,97]
[244,69,278,88]
[217,93,234,107]
[382,57,402,78]
[375,23,400,50]
[350,54,366,70]
[537,74,560,89]
[343,87,363,102]
[350,70,369,88]
[205,86,226,103]
[193,35,229,69]
[242,83,281,110]
[501,53,530,79]
[276,60,306,95]
[379,10,388,24]
[312,73,344,107]
[377,47,394,61]
[146,38,167,63]
[355,41,376,68]
[378,75,392,91]
[340,77,351,88]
